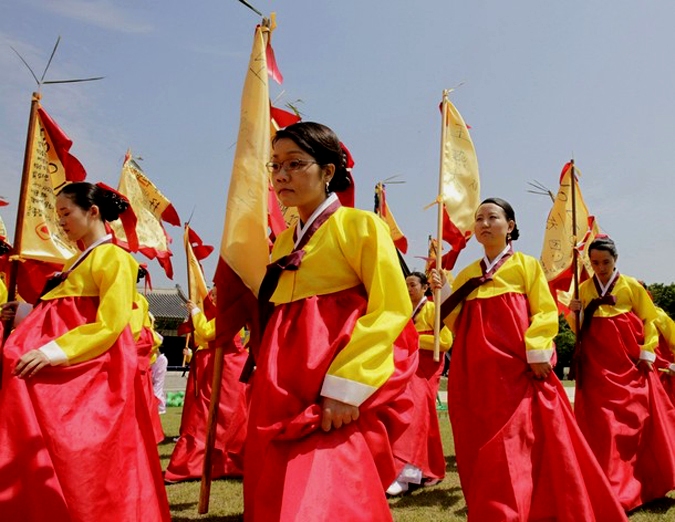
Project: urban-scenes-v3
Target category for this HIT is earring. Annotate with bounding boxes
[506,232,512,242]
[325,181,330,195]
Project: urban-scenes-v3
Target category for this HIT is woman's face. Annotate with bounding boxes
[406,275,427,304]
[474,202,514,250]
[56,194,98,243]
[270,138,334,221]
[589,249,616,283]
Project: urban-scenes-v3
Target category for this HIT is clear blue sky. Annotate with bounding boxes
[1,0,674,289]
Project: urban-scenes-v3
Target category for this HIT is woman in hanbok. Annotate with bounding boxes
[569,237,675,511]
[387,271,452,496]
[131,292,166,444]
[432,198,626,521]
[244,122,418,521]
[0,182,170,522]
[165,291,248,482]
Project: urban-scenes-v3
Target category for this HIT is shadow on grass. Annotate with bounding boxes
[390,485,464,510]
[629,496,675,515]
[445,455,457,473]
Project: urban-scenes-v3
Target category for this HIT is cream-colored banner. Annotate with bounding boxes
[540,164,592,282]
[219,24,273,297]
[440,97,480,241]
[20,109,77,263]
[110,154,171,253]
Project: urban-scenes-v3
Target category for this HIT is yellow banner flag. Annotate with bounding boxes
[540,162,599,308]
[439,94,480,268]
[540,163,592,281]
[19,107,82,263]
[184,224,209,311]
[217,24,272,297]
[110,151,180,278]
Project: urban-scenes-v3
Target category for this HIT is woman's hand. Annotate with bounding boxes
[0,301,19,321]
[429,269,446,291]
[568,299,582,312]
[637,359,653,376]
[321,397,359,432]
[14,349,51,379]
[529,362,552,380]
[186,301,198,314]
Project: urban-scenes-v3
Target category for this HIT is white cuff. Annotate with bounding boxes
[669,363,675,373]
[321,374,377,407]
[39,341,69,366]
[190,307,202,317]
[640,350,656,363]
[526,348,554,364]
[440,282,452,304]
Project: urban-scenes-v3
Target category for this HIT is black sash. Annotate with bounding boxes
[569,273,619,383]
[440,247,514,321]
[239,199,342,382]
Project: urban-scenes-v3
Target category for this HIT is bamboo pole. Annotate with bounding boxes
[0,92,40,384]
[198,342,225,513]
[433,90,450,363]
[570,160,582,381]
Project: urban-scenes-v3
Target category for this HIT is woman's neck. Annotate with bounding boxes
[483,243,506,264]
[81,223,108,249]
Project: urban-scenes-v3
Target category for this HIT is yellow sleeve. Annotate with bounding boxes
[522,255,559,363]
[321,211,412,406]
[0,278,7,305]
[627,277,659,357]
[45,246,138,365]
[192,311,216,345]
[416,301,453,352]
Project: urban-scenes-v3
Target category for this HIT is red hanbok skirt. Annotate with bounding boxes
[243,286,418,522]
[165,340,248,482]
[655,334,675,406]
[136,326,165,444]
[449,293,627,521]
[575,312,675,511]
[0,296,170,522]
[391,344,445,481]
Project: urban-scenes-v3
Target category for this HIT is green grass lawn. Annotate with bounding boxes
[160,395,675,521]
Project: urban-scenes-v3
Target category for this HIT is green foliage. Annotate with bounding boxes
[554,314,576,379]
[648,282,675,319]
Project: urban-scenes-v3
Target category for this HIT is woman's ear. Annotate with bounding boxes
[89,204,101,219]
[322,163,336,184]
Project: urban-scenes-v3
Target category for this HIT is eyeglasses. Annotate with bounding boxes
[265,159,318,174]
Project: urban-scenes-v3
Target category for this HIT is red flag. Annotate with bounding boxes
[270,104,300,129]
[265,23,283,85]
[36,107,87,184]
[187,226,214,262]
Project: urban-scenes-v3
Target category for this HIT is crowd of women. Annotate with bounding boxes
[1,120,674,521]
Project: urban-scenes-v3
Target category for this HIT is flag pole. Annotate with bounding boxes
[433,90,450,363]
[1,92,40,366]
[199,17,270,512]
[570,159,582,381]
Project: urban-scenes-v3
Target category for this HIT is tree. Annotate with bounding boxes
[648,282,675,319]
[553,315,575,379]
